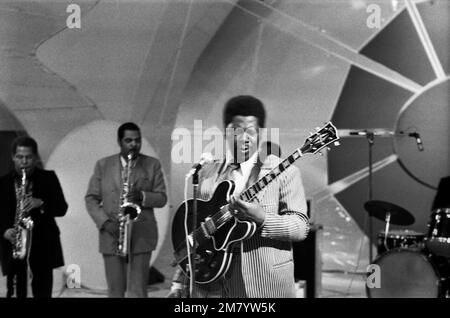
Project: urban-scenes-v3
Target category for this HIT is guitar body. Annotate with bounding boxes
[172,181,257,284]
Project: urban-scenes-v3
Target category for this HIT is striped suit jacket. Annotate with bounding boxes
[177,154,309,298]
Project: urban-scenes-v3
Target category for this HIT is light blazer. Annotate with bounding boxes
[189,154,309,298]
[85,154,167,255]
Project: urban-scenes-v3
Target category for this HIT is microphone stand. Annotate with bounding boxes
[366,132,374,264]
[188,170,199,298]
[364,129,423,262]
[345,130,387,263]
[346,129,377,263]
[343,128,423,264]
[185,154,212,298]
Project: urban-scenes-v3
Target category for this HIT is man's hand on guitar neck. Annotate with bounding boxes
[229,196,265,227]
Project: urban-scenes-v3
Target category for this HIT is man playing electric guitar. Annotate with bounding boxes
[168,95,310,298]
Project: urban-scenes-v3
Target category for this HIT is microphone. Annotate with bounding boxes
[409,132,424,151]
[186,153,214,177]
[347,130,392,136]
[349,130,368,136]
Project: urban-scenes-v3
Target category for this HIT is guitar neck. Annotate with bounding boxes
[239,148,303,202]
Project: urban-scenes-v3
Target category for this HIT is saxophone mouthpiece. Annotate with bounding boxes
[127,150,139,160]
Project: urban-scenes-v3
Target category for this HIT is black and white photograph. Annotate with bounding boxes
[0,0,449,302]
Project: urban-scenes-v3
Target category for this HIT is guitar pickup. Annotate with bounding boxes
[200,217,216,238]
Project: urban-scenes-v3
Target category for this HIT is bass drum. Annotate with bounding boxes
[367,248,441,298]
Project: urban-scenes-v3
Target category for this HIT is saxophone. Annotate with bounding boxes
[12,168,34,260]
[116,153,142,258]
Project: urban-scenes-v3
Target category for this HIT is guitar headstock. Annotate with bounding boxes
[301,122,340,155]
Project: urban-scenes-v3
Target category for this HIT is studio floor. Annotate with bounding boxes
[0,230,369,298]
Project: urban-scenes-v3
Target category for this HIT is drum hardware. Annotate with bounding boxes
[376,230,425,255]
[365,200,415,258]
[361,196,450,297]
[425,208,450,258]
[383,212,391,252]
[362,201,450,297]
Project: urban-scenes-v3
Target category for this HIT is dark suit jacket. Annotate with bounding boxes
[85,154,167,254]
[432,176,450,210]
[0,168,68,276]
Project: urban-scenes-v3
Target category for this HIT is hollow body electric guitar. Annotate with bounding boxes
[171,122,339,284]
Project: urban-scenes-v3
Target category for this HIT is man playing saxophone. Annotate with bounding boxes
[85,122,167,297]
[0,136,68,298]
[12,167,34,261]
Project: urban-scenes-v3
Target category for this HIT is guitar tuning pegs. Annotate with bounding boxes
[326,147,331,151]
[334,141,340,146]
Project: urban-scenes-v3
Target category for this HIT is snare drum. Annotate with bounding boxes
[377,230,425,255]
[367,248,441,298]
[426,208,450,258]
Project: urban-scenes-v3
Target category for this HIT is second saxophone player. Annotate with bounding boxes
[85,122,168,298]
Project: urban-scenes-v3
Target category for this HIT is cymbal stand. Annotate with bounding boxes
[383,212,391,252]
[366,132,375,263]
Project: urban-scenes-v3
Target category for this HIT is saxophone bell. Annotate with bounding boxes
[120,152,141,219]
[120,203,140,220]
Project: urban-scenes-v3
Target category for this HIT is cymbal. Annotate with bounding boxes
[364,200,415,225]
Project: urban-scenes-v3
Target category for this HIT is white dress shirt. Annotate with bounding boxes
[223,150,258,195]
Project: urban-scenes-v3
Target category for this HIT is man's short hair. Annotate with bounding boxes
[223,95,266,128]
[118,122,141,141]
[11,136,38,155]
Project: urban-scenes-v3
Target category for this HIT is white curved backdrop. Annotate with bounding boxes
[46,120,170,290]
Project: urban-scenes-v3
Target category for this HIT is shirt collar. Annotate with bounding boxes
[241,151,258,172]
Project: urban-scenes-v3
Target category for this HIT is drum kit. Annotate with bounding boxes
[364,200,450,298]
